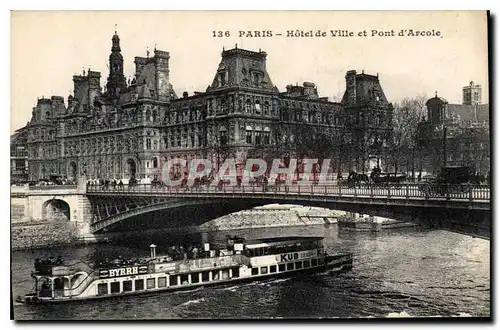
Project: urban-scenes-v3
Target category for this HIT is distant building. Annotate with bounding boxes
[10,125,29,183]
[416,84,490,175]
[462,81,482,106]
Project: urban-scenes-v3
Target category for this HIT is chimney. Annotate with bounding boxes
[345,70,357,106]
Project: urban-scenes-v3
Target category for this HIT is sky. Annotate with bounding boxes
[10,11,489,134]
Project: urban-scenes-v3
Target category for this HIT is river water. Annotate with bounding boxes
[12,225,490,319]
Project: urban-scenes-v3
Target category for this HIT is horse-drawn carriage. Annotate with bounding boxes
[419,166,475,197]
[343,167,407,187]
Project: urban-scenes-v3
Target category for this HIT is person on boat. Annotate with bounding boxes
[56,256,64,265]
[192,246,199,259]
[180,247,187,260]
[170,246,180,260]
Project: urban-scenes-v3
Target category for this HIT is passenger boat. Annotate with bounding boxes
[19,236,352,304]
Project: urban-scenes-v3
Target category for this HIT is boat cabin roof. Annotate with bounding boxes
[244,236,323,249]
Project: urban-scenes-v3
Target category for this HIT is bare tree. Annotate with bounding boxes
[389,95,427,179]
[205,120,236,172]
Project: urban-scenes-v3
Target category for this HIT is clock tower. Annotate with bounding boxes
[106,31,126,98]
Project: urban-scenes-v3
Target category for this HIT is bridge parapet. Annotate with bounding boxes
[86,183,491,203]
[27,185,79,196]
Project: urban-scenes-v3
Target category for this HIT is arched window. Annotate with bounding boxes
[245,125,253,144]
[263,127,271,144]
[152,157,158,168]
[219,127,227,146]
[255,126,262,145]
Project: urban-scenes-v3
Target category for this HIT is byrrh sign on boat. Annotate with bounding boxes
[99,265,149,278]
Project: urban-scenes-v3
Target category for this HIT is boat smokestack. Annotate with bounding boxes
[149,244,157,258]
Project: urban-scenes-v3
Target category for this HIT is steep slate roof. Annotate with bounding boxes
[208,47,276,91]
[447,103,490,125]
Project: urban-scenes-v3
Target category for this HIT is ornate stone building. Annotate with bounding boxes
[416,83,490,175]
[22,32,393,183]
[10,125,29,183]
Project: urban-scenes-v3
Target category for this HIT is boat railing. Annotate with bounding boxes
[176,255,244,273]
[36,260,95,277]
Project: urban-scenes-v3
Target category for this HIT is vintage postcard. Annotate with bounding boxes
[10,11,490,320]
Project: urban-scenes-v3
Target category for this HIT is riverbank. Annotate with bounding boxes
[11,220,84,250]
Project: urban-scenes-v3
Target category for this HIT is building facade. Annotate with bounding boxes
[10,126,29,183]
[416,83,490,175]
[20,32,393,183]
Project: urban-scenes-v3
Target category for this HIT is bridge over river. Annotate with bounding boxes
[10,181,491,240]
[84,182,490,239]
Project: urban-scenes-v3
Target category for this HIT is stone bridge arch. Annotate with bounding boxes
[88,195,490,238]
[42,199,71,221]
[26,194,83,223]
[90,197,267,233]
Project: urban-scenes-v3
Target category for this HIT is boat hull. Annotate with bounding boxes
[20,254,352,305]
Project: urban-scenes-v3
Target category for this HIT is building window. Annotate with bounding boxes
[245,99,252,113]
[152,157,158,168]
[180,274,189,285]
[191,273,200,284]
[232,267,239,278]
[260,266,268,275]
[270,265,277,273]
[304,260,310,268]
[251,267,259,276]
[123,280,133,292]
[287,263,294,271]
[263,131,270,144]
[246,129,253,144]
[295,261,303,269]
[221,99,228,113]
[255,100,261,114]
[263,101,270,115]
[146,138,152,150]
[219,130,227,146]
[255,130,262,145]
[135,279,144,291]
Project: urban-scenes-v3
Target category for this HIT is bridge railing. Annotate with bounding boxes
[29,185,78,191]
[86,183,490,201]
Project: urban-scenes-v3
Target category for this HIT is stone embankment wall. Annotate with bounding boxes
[11,220,82,250]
